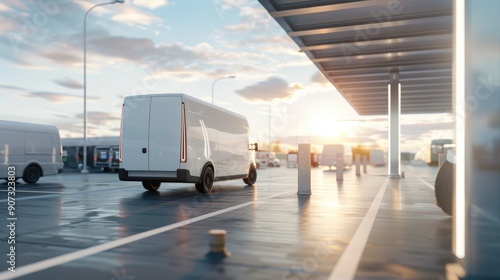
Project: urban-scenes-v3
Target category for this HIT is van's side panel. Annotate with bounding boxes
[217,116,250,177]
[185,99,217,178]
[149,96,182,171]
[121,97,151,170]
[25,132,54,176]
[0,130,24,178]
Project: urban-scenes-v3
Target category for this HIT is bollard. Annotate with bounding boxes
[438,154,446,169]
[207,229,231,257]
[298,144,311,195]
[336,153,343,181]
[355,154,361,176]
[362,155,367,173]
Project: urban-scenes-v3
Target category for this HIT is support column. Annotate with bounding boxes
[297,144,311,195]
[388,70,401,178]
[449,1,500,278]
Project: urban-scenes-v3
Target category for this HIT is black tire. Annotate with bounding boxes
[435,161,455,216]
[196,166,214,193]
[142,180,161,191]
[268,162,274,167]
[23,165,41,184]
[243,165,257,186]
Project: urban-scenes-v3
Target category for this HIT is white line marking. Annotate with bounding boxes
[0,185,137,203]
[0,190,293,280]
[408,171,435,191]
[328,178,390,280]
[0,190,69,194]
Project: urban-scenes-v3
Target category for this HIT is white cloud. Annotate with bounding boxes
[311,71,330,84]
[235,76,302,103]
[53,77,83,90]
[112,4,162,26]
[132,0,169,10]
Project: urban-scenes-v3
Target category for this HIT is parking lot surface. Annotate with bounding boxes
[0,165,456,280]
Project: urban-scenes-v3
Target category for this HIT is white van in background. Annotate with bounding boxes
[320,144,352,170]
[119,93,258,193]
[369,149,386,166]
[0,120,64,183]
[256,151,281,168]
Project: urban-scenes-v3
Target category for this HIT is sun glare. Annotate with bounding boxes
[309,117,355,139]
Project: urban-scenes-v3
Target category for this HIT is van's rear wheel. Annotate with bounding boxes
[243,165,257,186]
[23,166,41,184]
[435,161,454,216]
[196,167,214,193]
[142,180,161,191]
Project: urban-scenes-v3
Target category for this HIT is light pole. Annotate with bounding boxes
[269,102,272,152]
[82,0,124,173]
[211,75,235,104]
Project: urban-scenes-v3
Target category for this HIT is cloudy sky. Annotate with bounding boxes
[0,0,453,153]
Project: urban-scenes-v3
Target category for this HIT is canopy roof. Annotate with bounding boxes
[258,0,453,115]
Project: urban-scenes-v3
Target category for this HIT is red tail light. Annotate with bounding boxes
[119,103,124,162]
[180,102,187,163]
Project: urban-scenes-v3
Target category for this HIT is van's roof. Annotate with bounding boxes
[123,93,247,120]
[0,120,59,133]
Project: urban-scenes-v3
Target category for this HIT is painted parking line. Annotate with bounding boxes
[0,190,294,280]
[0,184,138,203]
[328,178,390,280]
[406,169,435,191]
[0,190,70,194]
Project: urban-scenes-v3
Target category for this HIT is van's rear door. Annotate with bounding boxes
[149,96,182,171]
[122,96,151,170]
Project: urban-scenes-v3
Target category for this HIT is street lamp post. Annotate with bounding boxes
[82,0,124,173]
[211,75,235,104]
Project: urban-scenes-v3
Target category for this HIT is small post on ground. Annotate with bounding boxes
[298,144,311,195]
[355,154,361,176]
[336,153,343,181]
[207,229,230,257]
[362,155,367,173]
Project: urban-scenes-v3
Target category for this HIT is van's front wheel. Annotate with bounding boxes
[142,180,161,191]
[196,167,214,193]
[23,165,41,184]
[243,165,257,186]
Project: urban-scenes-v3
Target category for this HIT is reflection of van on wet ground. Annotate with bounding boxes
[0,120,64,183]
[320,144,352,170]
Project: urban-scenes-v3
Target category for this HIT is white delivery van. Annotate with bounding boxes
[94,145,119,171]
[0,120,64,183]
[256,151,280,168]
[119,93,258,193]
[369,149,385,166]
[320,144,352,170]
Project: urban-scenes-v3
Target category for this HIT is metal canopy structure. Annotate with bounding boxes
[258,0,453,115]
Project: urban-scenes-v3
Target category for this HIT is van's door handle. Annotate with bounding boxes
[142,148,147,153]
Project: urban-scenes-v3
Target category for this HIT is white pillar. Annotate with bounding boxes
[297,144,311,195]
[451,1,500,278]
[388,70,401,178]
